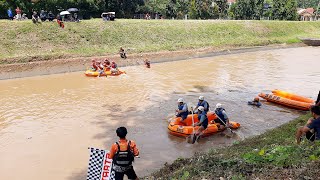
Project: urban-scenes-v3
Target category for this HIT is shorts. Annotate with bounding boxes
[114,166,137,180]
[306,131,316,142]
[201,123,208,129]
[176,114,187,121]
[214,118,226,125]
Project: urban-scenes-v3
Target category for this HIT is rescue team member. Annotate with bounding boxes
[109,127,139,180]
[248,97,262,107]
[214,103,231,130]
[194,96,209,113]
[91,60,99,71]
[296,105,320,144]
[111,61,119,75]
[193,106,208,141]
[176,98,188,123]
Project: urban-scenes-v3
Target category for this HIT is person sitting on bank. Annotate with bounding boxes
[176,98,188,123]
[111,61,119,74]
[144,59,150,68]
[248,97,262,107]
[119,47,127,59]
[109,127,139,180]
[194,96,209,113]
[48,11,54,21]
[296,105,320,144]
[214,103,231,130]
[193,106,208,141]
[32,11,39,24]
[40,10,47,22]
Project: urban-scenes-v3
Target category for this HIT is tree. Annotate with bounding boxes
[272,0,298,20]
[215,0,228,18]
[188,0,197,19]
[234,0,256,19]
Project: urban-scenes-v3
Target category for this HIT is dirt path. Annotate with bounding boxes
[0,43,304,80]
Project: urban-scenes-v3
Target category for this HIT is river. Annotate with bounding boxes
[0,46,319,179]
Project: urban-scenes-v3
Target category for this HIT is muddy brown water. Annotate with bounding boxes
[0,46,319,179]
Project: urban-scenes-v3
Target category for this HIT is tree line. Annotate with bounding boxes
[0,0,319,20]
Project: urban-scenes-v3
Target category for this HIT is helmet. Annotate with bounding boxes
[198,106,204,112]
[177,98,184,103]
[254,97,260,102]
[216,103,222,109]
[199,96,204,101]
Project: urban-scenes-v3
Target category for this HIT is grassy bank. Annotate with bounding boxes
[148,113,320,179]
[1,19,320,64]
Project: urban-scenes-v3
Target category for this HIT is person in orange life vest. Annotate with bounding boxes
[103,59,111,70]
[91,60,99,71]
[111,61,119,75]
[109,127,139,180]
[96,61,105,76]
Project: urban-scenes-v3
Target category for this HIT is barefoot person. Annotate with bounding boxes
[296,105,320,144]
[109,127,139,180]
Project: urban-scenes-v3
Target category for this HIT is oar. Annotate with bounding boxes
[214,111,235,135]
[186,106,197,144]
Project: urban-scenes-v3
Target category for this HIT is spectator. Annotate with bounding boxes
[15,7,22,20]
[48,11,54,21]
[145,13,150,20]
[40,10,47,22]
[32,11,40,24]
[74,13,79,22]
[7,8,13,20]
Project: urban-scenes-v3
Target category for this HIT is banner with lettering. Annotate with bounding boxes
[87,147,114,180]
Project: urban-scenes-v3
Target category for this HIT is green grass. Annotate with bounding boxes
[1,19,320,64]
[148,113,320,179]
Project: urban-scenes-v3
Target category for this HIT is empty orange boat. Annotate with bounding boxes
[272,89,314,103]
[168,112,240,137]
[259,93,313,111]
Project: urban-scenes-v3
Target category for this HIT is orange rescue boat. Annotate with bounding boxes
[259,93,313,111]
[272,89,314,103]
[84,69,126,77]
[168,112,240,137]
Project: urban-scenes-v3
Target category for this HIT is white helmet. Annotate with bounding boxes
[216,103,222,109]
[177,98,184,103]
[198,106,204,112]
[199,96,204,101]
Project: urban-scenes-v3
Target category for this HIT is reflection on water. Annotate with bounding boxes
[0,47,319,180]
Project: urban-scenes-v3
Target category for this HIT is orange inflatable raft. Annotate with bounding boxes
[84,69,126,77]
[272,89,314,103]
[168,112,240,137]
[259,93,313,111]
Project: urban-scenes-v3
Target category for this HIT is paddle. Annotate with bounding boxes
[186,106,197,144]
